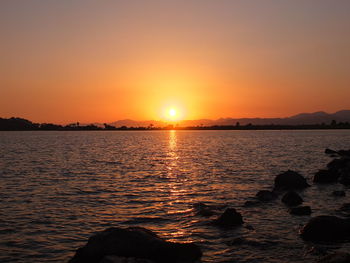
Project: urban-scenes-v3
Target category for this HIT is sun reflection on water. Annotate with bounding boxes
[163,130,194,241]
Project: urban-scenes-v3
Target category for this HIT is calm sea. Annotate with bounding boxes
[1,130,350,263]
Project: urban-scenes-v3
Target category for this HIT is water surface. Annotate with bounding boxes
[1,130,350,262]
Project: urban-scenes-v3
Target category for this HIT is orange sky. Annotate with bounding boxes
[1,1,350,123]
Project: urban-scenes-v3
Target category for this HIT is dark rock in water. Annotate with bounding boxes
[300,216,350,242]
[338,150,350,157]
[289,206,311,215]
[339,169,350,185]
[327,158,350,171]
[213,208,244,227]
[229,237,245,245]
[100,256,155,263]
[243,200,261,207]
[256,190,278,201]
[274,170,310,190]
[69,227,202,263]
[317,252,350,263]
[332,190,346,197]
[313,169,339,184]
[193,202,215,217]
[281,191,303,206]
[325,149,338,155]
[340,203,350,215]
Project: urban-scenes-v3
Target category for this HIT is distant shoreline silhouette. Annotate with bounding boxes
[1,117,350,131]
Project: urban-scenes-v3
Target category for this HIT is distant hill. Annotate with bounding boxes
[1,110,350,130]
[109,110,350,127]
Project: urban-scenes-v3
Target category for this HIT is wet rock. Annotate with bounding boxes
[327,158,350,171]
[69,227,202,263]
[274,170,310,191]
[325,149,338,155]
[193,202,215,217]
[313,169,339,184]
[256,190,277,201]
[100,256,155,263]
[289,206,311,215]
[305,245,327,256]
[300,216,350,242]
[213,208,244,227]
[339,203,350,215]
[243,200,260,207]
[228,237,245,245]
[338,150,350,157]
[339,169,350,185]
[332,190,346,197]
[281,191,303,206]
[317,252,350,263]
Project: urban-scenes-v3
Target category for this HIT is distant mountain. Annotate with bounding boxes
[2,110,350,130]
[109,110,350,127]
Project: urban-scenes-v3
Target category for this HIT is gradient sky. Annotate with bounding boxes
[1,0,350,123]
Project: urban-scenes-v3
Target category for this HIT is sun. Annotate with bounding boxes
[164,107,182,121]
[169,108,177,117]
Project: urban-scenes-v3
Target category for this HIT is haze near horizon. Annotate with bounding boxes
[1,0,350,123]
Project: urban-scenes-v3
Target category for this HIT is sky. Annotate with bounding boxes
[1,0,350,123]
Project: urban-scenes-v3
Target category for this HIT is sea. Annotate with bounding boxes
[1,130,350,263]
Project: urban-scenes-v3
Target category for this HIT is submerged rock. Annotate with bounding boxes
[338,150,350,157]
[325,149,338,155]
[243,200,261,207]
[339,203,350,215]
[300,216,350,242]
[256,190,278,201]
[313,169,339,184]
[281,191,303,206]
[332,190,346,197]
[193,202,216,217]
[317,252,350,263]
[100,256,155,263]
[274,170,310,190]
[213,208,244,227]
[69,227,202,263]
[289,206,311,216]
[339,169,350,185]
[327,158,350,171]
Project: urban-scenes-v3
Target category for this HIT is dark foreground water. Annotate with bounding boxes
[1,130,350,262]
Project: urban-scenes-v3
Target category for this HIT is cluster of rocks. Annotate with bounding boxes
[244,170,312,216]
[313,149,350,185]
[69,148,350,263]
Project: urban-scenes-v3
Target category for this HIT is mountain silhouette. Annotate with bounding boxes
[109,110,350,127]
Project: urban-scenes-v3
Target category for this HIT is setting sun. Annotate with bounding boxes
[164,107,183,122]
[169,108,176,117]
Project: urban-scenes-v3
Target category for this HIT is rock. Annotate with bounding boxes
[339,169,350,185]
[243,200,260,207]
[325,149,338,155]
[100,256,155,263]
[313,169,339,184]
[327,158,350,171]
[317,252,350,263]
[228,237,245,245]
[69,227,202,263]
[332,190,346,197]
[281,191,303,206]
[289,206,311,215]
[339,203,350,214]
[274,170,310,190]
[338,150,350,157]
[300,216,350,242]
[255,190,278,201]
[213,208,244,227]
[193,202,215,217]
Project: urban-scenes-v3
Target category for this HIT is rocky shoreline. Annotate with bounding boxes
[69,149,350,263]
